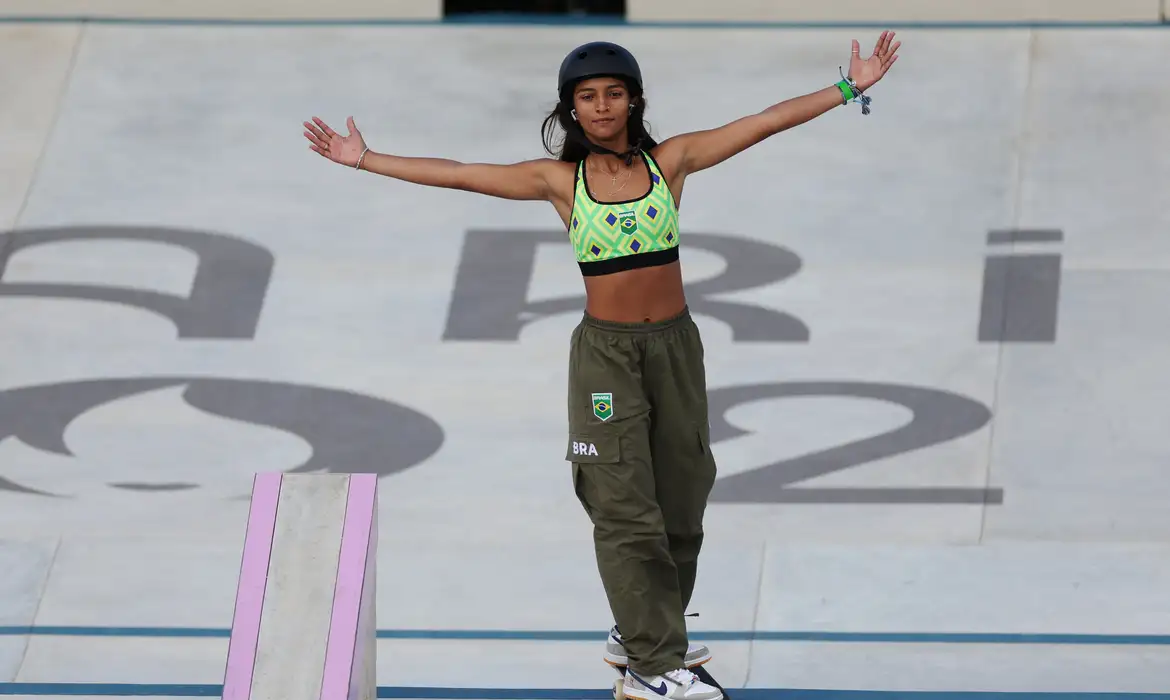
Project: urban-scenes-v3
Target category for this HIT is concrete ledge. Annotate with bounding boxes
[222,473,378,700]
[628,0,1164,23]
[0,0,439,20]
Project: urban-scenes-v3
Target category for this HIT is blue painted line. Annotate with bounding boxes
[0,626,229,638]
[745,631,1170,646]
[0,685,1168,698]
[374,691,1170,700]
[0,13,1167,28]
[1,626,1169,645]
[0,684,221,696]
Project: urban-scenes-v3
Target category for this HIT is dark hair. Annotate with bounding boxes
[540,77,658,164]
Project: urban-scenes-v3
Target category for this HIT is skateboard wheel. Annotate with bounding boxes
[612,678,625,700]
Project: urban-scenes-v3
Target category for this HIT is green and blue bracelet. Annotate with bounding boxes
[835,68,872,115]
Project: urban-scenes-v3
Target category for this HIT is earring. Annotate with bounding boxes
[571,109,578,121]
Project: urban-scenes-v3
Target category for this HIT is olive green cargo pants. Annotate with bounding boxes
[565,306,717,676]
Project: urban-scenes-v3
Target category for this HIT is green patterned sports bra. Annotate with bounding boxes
[567,150,680,276]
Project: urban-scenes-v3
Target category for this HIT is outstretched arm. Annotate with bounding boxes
[660,85,852,175]
[658,32,900,178]
[358,152,556,201]
[303,116,557,201]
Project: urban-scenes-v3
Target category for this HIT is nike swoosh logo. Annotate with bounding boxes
[627,671,668,695]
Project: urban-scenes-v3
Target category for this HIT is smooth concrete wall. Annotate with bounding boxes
[627,0,1165,23]
[0,0,440,20]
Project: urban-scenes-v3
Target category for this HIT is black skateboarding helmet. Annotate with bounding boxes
[542,41,655,164]
[557,41,643,97]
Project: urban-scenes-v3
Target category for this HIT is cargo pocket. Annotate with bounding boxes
[566,431,620,519]
[693,422,718,492]
[565,431,621,464]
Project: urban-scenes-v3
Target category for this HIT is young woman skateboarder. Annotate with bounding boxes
[303,31,900,700]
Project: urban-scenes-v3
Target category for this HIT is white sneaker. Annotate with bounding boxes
[623,667,722,700]
[604,625,712,669]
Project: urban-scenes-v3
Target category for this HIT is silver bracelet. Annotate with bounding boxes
[839,67,872,115]
[355,147,369,170]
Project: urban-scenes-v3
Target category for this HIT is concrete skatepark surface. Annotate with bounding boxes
[1,18,1169,698]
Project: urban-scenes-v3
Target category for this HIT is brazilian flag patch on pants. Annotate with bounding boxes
[592,392,613,421]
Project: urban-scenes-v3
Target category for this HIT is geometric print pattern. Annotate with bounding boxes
[567,151,679,263]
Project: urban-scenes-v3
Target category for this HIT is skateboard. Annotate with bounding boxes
[607,659,730,700]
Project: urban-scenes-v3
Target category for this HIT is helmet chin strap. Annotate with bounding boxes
[568,103,642,166]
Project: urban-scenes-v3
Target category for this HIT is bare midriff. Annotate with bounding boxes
[582,260,687,323]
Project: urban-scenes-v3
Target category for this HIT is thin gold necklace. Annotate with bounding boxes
[589,159,632,196]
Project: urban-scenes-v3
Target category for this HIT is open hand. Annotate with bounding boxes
[849,31,901,92]
[304,116,366,167]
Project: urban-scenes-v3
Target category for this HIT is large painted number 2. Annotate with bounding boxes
[706,381,1001,504]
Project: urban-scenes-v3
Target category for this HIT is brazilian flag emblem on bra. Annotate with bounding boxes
[617,211,637,235]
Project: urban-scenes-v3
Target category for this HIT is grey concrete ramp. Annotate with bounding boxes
[1,20,1169,698]
[0,25,80,229]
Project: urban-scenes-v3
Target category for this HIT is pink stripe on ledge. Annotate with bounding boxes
[221,473,283,700]
[319,474,378,700]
